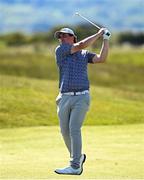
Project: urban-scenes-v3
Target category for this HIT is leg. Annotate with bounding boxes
[57,95,71,154]
[54,94,90,175]
[69,94,90,168]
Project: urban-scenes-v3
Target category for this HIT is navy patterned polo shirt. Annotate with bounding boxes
[55,43,95,93]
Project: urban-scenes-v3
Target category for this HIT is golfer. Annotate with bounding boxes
[54,27,110,175]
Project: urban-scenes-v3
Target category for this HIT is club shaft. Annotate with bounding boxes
[77,13,100,29]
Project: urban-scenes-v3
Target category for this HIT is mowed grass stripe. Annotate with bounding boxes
[0,125,144,179]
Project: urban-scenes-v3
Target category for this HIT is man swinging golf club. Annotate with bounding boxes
[54,14,111,175]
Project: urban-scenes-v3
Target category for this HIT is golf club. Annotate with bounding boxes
[75,12,110,36]
[75,12,101,29]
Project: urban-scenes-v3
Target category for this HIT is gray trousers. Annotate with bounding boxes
[56,93,90,169]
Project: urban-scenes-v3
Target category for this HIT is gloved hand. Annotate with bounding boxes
[103,28,111,40]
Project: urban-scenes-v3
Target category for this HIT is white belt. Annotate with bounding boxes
[62,90,89,96]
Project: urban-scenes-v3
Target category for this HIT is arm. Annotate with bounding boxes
[92,39,109,63]
[71,28,105,54]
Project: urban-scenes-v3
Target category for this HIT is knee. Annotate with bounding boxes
[61,127,69,137]
[70,128,81,137]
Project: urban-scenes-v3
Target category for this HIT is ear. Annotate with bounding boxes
[74,37,77,43]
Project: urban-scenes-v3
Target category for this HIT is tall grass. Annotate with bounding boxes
[0,52,57,80]
[0,46,144,92]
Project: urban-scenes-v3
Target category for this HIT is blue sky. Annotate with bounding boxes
[0,0,144,33]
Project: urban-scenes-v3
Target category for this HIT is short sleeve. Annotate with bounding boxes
[87,51,96,63]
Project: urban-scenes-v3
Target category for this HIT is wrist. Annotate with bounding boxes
[96,32,102,39]
[103,36,110,40]
[103,39,109,42]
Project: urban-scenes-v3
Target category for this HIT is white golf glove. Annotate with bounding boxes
[103,29,111,40]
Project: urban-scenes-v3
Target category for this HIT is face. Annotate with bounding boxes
[58,33,74,44]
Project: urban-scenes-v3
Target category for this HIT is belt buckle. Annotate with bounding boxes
[74,92,81,95]
[74,91,85,96]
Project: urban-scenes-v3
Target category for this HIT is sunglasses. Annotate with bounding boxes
[58,33,74,38]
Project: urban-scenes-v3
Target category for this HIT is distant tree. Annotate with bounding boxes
[117,32,144,45]
[1,25,143,47]
[1,32,29,46]
[30,33,48,43]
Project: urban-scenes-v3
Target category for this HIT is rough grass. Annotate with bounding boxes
[0,47,144,127]
[0,75,144,128]
[0,125,144,179]
[0,47,144,92]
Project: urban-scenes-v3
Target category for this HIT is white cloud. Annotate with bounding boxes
[0,0,144,33]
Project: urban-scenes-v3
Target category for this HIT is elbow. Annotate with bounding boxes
[99,53,109,63]
[100,57,107,63]
[96,56,107,63]
[92,54,108,63]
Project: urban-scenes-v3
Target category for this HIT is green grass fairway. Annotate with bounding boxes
[1,125,144,179]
